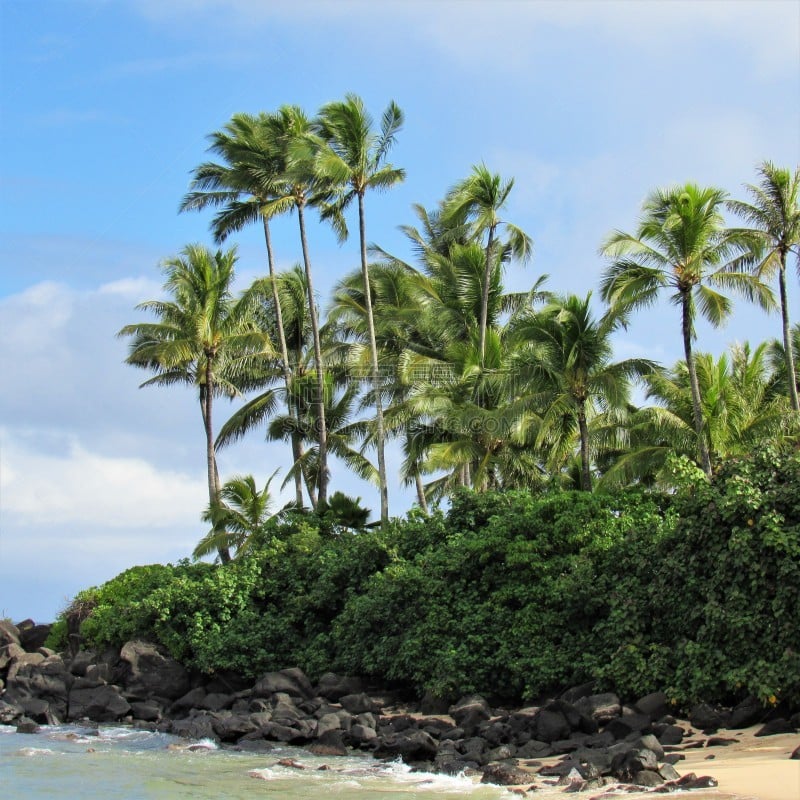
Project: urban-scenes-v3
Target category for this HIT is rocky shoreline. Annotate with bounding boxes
[2,619,798,794]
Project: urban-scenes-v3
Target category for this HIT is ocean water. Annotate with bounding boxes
[0,724,741,799]
[0,724,510,799]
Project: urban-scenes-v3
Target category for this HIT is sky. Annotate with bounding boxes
[1,0,798,624]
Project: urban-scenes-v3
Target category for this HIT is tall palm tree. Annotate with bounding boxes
[180,112,306,506]
[261,105,335,506]
[314,95,405,527]
[442,165,533,366]
[600,183,774,476]
[727,161,800,411]
[510,293,656,491]
[118,245,266,562]
[194,472,279,560]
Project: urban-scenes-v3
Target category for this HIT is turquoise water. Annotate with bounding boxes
[0,724,510,799]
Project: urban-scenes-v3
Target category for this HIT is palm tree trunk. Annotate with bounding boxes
[297,202,329,507]
[202,370,231,563]
[478,225,496,366]
[262,216,304,507]
[358,192,389,527]
[414,469,429,515]
[778,259,800,412]
[577,403,592,491]
[682,291,712,477]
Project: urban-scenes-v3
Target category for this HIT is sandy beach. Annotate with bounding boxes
[676,727,799,800]
[506,724,799,800]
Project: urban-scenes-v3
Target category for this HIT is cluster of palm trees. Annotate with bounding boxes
[118,94,800,560]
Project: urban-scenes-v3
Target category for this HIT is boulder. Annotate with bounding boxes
[633,769,664,787]
[659,763,681,781]
[315,673,364,701]
[754,718,795,737]
[130,701,162,722]
[480,762,532,785]
[348,723,378,745]
[307,729,348,756]
[339,692,379,715]
[19,697,56,724]
[201,692,234,712]
[634,691,670,721]
[728,696,764,729]
[458,735,487,759]
[261,719,315,744]
[560,682,596,704]
[68,684,131,721]
[169,687,207,714]
[211,712,258,742]
[689,703,724,732]
[19,624,52,653]
[0,619,21,648]
[271,693,305,724]
[635,733,664,760]
[0,643,25,670]
[373,729,438,763]
[481,743,516,764]
[16,716,40,734]
[449,695,491,733]
[481,720,513,746]
[574,693,620,724]
[170,714,217,741]
[316,712,342,737]
[515,739,552,758]
[0,698,23,724]
[6,651,45,683]
[119,640,190,701]
[536,707,572,743]
[68,650,99,677]
[253,668,315,700]
[420,691,450,716]
[658,724,684,745]
[610,747,659,782]
[379,713,416,734]
[508,707,539,737]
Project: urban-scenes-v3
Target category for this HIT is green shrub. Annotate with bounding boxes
[59,445,800,708]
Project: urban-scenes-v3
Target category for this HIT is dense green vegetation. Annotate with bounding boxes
[62,97,799,711]
[52,445,800,710]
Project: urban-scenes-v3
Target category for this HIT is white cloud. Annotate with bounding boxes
[96,276,163,298]
[0,429,207,528]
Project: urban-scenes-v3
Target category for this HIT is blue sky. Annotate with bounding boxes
[1,0,798,623]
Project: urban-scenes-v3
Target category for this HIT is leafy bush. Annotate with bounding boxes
[60,446,800,708]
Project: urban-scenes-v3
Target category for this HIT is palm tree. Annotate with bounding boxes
[180,112,306,506]
[118,245,266,562]
[260,105,335,506]
[442,165,533,366]
[510,293,656,491]
[314,95,405,527]
[727,162,800,411]
[600,183,774,477]
[649,343,793,461]
[218,266,316,506]
[194,472,279,560]
[767,322,800,401]
[267,373,379,501]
